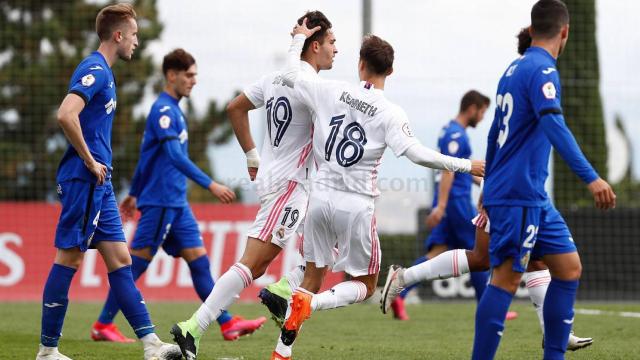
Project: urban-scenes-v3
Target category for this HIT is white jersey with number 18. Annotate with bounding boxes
[289,74,419,197]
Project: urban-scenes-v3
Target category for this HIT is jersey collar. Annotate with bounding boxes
[360,81,384,94]
[301,61,318,76]
[91,51,111,71]
[160,91,180,106]
[526,46,557,64]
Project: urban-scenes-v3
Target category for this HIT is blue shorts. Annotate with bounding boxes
[486,202,576,273]
[55,179,125,252]
[130,206,203,257]
[425,197,477,251]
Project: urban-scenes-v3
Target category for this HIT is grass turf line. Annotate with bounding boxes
[3,301,639,359]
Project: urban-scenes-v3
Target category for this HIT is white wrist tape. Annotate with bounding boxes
[246,148,260,168]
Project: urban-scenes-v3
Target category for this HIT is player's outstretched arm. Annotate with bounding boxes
[57,93,107,184]
[403,143,484,177]
[227,93,260,181]
[281,18,321,88]
[539,113,616,209]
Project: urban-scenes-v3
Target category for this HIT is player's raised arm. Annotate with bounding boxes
[57,93,107,184]
[281,18,321,88]
[228,92,259,181]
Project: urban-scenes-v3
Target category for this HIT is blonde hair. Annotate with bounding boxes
[95,3,137,41]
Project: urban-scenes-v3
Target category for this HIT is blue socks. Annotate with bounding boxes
[41,264,76,347]
[470,270,489,302]
[543,279,579,359]
[472,285,513,360]
[98,255,150,324]
[188,255,232,325]
[399,255,428,299]
[107,265,154,338]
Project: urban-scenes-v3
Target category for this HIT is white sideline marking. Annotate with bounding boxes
[575,308,640,319]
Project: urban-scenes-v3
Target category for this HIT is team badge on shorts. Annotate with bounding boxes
[520,251,531,269]
[276,227,285,239]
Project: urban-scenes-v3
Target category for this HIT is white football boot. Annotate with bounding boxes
[567,331,593,351]
[380,265,406,314]
[36,344,73,360]
[143,337,183,360]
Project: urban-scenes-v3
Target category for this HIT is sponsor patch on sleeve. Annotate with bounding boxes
[402,122,414,137]
[81,74,95,87]
[159,115,171,129]
[542,81,556,99]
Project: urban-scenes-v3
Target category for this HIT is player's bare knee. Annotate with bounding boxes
[55,248,84,269]
[353,274,378,299]
[364,283,377,299]
[526,259,548,272]
[130,247,153,261]
[551,261,582,281]
[467,251,489,272]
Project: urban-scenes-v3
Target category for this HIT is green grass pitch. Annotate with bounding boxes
[3,301,639,359]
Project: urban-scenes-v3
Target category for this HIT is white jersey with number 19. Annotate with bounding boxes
[243,62,317,197]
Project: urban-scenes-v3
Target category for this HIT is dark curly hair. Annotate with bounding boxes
[297,11,332,54]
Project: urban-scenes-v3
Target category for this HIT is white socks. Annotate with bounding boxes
[195,262,252,332]
[285,265,305,292]
[403,249,469,286]
[311,280,368,311]
[140,332,160,347]
[524,269,551,334]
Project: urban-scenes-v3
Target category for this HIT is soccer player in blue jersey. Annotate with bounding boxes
[389,90,490,320]
[38,4,182,360]
[472,1,616,359]
[90,48,266,344]
[381,24,592,352]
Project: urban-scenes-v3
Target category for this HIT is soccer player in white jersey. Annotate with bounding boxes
[269,21,485,360]
[170,11,336,360]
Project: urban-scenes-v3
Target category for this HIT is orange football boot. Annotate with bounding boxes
[279,291,312,346]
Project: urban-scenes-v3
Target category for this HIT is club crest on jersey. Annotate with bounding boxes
[402,122,414,137]
[448,140,459,155]
[542,82,556,99]
[81,74,95,87]
[159,115,171,129]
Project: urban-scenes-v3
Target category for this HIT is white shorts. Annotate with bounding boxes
[247,181,308,248]
[302,189,380,277]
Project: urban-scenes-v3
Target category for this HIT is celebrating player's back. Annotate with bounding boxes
[270,21,484,360]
